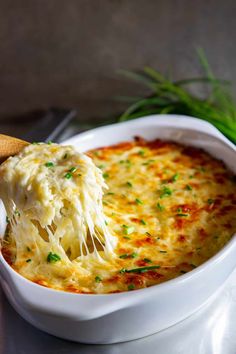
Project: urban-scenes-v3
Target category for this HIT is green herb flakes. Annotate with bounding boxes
[128,284,135,291]
[121,265,161,274]
[103,172,109,179]
[64,172,72,179]
[119,254,129,259]
[207,198,214,205]
[172,173,179,182]
[45,162,54,168]
[157,202,165,211]
[95,276,102,283]
[160,186,172,198]
[138,150,145,156]
[185,184,192,191]
[122,225,135,235]
[47,252,61,263]
[135,198,143,205]
[69,167,77,173]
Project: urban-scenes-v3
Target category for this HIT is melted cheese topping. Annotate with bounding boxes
[1,138,236,294]
[0,143,117,290]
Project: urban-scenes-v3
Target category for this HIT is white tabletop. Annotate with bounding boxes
[1,268,236,354]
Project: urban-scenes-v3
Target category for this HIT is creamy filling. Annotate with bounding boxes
[0,143,117,275]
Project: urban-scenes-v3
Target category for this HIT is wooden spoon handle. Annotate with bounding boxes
[0,134,29,163]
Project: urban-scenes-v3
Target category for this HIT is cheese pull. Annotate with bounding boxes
[0,143,116,273]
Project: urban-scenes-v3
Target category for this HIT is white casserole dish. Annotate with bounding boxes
[0,114,236,344]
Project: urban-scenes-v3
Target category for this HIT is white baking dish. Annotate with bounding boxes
[0,115,236,344]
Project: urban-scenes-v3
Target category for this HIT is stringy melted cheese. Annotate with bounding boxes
[0,143,117,292]
[1,138,236,294]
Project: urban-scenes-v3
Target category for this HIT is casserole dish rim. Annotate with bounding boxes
[0,113,236,298]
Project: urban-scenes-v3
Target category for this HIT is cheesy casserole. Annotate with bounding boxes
[1,138,236,294]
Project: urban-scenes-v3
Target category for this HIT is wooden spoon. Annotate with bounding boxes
[0,134,29,163]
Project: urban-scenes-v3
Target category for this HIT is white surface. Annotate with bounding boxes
[1,269,236,353]
[0,115,236,345]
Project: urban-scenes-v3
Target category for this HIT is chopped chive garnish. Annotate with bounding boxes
[123,225,135,235]
[146,232,152,236]
[172,173,179,182]
[177,207,182,212]
[64,172,72,179]
[126,181,133,187]
[138,150,145,156]
[105,220,108,225]
[26,259,31,263]
[176,213,189,217]
[14,210,20,216]
[189,175,194,179]
[95,276,102,283]
[120,265,161,274]
[159,250,167,253]
[119,159,131,167]
[63,153,68,159]
[69,167,77,173]
[135,198,143,205]
[103,172,109,179]
[140,219,146,225]
[107,192,115,195]
[185,184,192,191]
[47,141,53,145]
[128,284,135,290]
[119,254,129,259]
[6,216,9,223]
[32,142,40,145]
[26,246,31,252]
[119,252,138,259]
[47,252,61,263]
[207,198,214,205]
[98,164,105,169]
[45,162,54,168]
[123,236,131,240]
[190,263,196,268]
[143,258,152,263]
[142,159,155,166]
[160,186,172,198]
[157,202,165,211]
[119,268,126,274]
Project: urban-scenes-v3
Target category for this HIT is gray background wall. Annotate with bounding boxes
[0,0,235,124]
